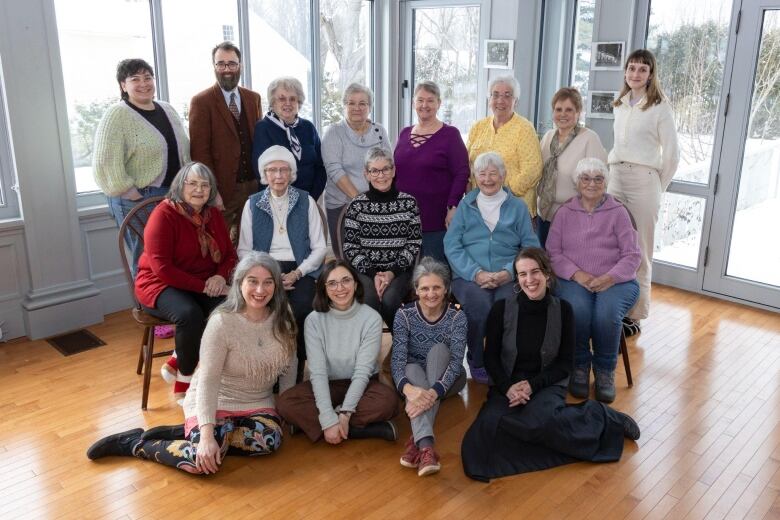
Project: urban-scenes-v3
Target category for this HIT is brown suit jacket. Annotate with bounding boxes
[189,84,263,206]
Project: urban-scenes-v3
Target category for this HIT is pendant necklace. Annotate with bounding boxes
[270,193,288,234]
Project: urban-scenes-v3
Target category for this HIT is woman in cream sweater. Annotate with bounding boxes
[87,252,298,474]
[607,49,679,336]
[537,87,607,246]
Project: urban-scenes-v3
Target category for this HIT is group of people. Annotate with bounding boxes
[87,41,679,482]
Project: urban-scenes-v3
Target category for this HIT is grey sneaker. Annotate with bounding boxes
[595,370,616,403]
[569,365,590,398]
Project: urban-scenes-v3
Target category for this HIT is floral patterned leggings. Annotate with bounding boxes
[134,412,283,474]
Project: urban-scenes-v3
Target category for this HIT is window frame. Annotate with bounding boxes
[0,58,21,221]
[57,0,379,210]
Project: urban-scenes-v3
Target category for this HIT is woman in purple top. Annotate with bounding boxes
[546,157,640,404]
[394,81,470,263]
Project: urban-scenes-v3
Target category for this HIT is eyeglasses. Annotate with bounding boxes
[325,277,354,289]
[490,92,514,100]
[367,166,393,177]
[265,166,292,176]
[579,175,605,185]
[215,61,239,71]
[276,95,299,105]
[184,181,211,190]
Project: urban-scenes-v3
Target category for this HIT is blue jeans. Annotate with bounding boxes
[556,277,639,372]
[108,186,169,278]
[451,278,515,367]
[421,231,447,264]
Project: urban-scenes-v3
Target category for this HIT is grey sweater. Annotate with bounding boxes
[304,301,383,429]
[321,119,391,209]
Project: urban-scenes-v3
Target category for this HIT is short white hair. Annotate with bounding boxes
[473,151,507,179]
[488,75,520,99]
[572,157,609,187]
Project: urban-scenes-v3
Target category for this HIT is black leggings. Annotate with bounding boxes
[142,287,224,375]
[358,271,412,331]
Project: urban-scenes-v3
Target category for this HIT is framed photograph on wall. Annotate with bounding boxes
[484,39,514,69]
[591,41,625,70]
[588,91,619,119]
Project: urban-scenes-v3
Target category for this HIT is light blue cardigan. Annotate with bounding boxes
[444,187,540,281]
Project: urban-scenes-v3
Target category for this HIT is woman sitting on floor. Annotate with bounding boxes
[277,259,400,444]
[87,252,298,474]
[391,257,467,477]
[461,247,640,482]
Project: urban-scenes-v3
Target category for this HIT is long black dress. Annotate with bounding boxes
[461,292,627,482]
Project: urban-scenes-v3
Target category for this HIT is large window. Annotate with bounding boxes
[411,5,480,138]
[53,0,154,194]
[161,0,239,128]
[248,0,313,119]
[0,61,20,220]
[320,0,373,127]
[571,0,595,107]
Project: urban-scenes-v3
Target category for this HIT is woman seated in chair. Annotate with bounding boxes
[342,147,422,331]
[443,151,539,384]
[135,162,237,400]
[391,257,467,477]
[87,252,298,474]
[277,259,400,444]
[238,145,327,379]
[546,157,640,403]
[461,248,640,482]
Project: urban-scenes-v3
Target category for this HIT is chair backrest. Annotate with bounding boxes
[333,203,350,261]
[117,196,165,307]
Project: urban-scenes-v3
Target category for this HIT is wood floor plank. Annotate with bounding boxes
[1,284,778,518]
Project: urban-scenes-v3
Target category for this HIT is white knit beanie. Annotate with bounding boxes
[257,145,298,185]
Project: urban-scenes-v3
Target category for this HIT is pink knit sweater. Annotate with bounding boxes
[546,194,640,283]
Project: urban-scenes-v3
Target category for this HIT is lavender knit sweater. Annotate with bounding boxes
[546,194,640,283]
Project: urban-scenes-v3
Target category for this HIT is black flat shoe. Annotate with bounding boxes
[349,421,397,441]
[87,428,144,460]
[622,317,641,337]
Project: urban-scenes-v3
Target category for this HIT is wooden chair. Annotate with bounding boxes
[117,196,173,410]
[619,330,633,386]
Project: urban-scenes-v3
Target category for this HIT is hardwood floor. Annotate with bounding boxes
[1,284,779,519]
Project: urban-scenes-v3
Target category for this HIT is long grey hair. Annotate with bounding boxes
[212,251,297,354]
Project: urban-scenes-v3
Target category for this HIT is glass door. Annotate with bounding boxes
[703,0,780,308]
[400,0,487,141]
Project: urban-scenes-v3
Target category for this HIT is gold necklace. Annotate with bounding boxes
[270,193,288,234]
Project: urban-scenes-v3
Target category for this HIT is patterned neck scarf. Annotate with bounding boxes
[167,200,222,263]
[266,110,302,161]
[537,126,580,221]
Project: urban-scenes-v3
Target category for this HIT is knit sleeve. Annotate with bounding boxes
[584,129,608,163]
[391,307,412,394]
[160,101,190,165]
[505,119,544,204]
[340,308,383,413]
[446,127,470,207]
[144,205,207,293]
[236,200,254,259]
[298,196,327,276]
[321,124,348,184]
[304,313,339,430]
[392,196,422,273]
[92,105,135,196]
[547,207,582,280]
[433,308,467,397]
[342,199,373,275]
[195,313,230,427]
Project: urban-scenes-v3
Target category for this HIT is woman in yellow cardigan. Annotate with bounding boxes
[467,76,543,217]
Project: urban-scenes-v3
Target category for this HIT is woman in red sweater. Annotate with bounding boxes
[135,162,237,400]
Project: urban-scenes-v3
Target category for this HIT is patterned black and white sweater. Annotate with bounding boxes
[343,183,422,276]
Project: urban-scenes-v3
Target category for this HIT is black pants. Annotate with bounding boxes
[358,271,411,331]
[278,261,315,365]
[142,287,224,375]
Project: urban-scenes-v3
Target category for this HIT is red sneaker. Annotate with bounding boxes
[400,436,419,468]
[417,447,441,476]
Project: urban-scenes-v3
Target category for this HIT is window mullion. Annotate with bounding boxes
[149,0,169,101]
